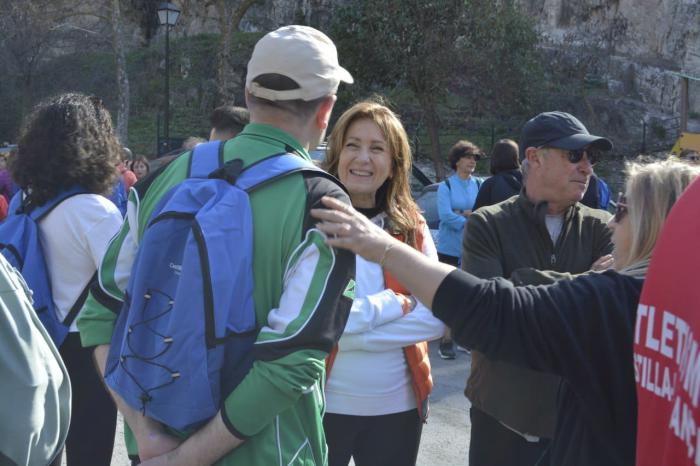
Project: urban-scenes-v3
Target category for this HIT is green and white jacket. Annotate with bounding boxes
[77,123,355,465]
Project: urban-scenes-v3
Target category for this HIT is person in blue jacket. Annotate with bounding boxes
[436,140,482,358]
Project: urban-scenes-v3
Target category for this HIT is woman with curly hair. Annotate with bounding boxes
[9,93,123,466]
[321,100,444,466]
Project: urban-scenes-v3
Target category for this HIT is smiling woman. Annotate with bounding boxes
[320,100,444,466]
[336,118,393,208]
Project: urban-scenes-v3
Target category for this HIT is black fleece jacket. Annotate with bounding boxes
[433,269,643,466]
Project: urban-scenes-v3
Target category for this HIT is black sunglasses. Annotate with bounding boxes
[614,192,628,223]
[539,146,601,165]
[565,147,601,165]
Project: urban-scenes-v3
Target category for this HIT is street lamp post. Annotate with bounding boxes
[158,2,180,154]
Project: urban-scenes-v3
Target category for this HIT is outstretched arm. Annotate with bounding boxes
[312,196,639,380]
[313,196,453,308]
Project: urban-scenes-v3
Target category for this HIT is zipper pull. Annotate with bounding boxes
[550,253,556,265]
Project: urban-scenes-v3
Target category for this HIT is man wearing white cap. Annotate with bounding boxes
[78,25,355,465]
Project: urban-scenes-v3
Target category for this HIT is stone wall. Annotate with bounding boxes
[149,0,699,151]
[515,0,700,149]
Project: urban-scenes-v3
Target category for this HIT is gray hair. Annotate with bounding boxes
[520,158,529,183]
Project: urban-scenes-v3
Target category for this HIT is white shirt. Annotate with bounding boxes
[38,194,123,332]
[325,217,445,416]
[545,213,564,244]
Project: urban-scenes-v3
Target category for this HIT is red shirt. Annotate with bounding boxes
[635,177,700,466]
[0,194,7,221]
[118,163,137,192]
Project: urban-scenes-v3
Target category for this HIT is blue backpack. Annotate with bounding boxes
[0,187,91,346]
[105,141,324,431]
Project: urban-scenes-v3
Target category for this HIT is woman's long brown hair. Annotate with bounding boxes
[323,100,421,246]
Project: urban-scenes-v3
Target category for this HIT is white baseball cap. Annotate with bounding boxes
[246,25,354,102]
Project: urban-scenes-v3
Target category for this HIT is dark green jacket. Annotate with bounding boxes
[461,192,612,437]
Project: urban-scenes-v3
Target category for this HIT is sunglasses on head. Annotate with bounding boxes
[614,192,628,223]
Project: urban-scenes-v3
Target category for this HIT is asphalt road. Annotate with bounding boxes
[89,341,473,466]
[415,341,472,466]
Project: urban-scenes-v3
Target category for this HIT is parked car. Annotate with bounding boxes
[414,183,439,229]
[413,183,440,244]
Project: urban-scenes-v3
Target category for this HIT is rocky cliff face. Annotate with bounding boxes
[515,0,700,149]
[165,0,698,151]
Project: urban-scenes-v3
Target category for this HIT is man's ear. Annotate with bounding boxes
[525,147,542,167]
[244,89,251,107]
[316,95,337,130]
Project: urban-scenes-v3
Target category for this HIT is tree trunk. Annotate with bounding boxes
[215,0,259,106]
[215,1,235,106]
[20,74,33,124]
[111,0,130,144]
[421,96,445,180]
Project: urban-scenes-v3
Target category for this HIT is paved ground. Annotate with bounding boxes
[416,342,472,465]
[86,341,473,466]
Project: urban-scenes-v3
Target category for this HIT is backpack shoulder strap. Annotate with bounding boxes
[26,186,88,222]
[234,153,325,192]
[62,272,96,328]
[188,140,224,178]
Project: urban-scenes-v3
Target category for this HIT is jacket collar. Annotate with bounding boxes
[515,189,580,225]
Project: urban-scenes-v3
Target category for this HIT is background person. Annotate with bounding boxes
[462,111,614,466]
[131,155,150,179]
[472,138,522,211]
[580,171,612,210]
[181,136,206,150]
[0,152,13,205]
[209,105,250,141]
[119,147,137,192]
[321,100,444,466]
[436,140,483,359]
[678,148,699,164]
[10,92,123,466]
[312,158,700,466]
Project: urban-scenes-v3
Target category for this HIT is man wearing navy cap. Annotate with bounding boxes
[461,111,615,465]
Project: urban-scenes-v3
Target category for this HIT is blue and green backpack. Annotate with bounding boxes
[105,141,325,431]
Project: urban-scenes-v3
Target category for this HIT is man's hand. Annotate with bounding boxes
[137,430,182,461]
[139,411,244,466]
[93,345,181,460]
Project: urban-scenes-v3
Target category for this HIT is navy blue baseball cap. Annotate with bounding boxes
[518,111,613,160]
